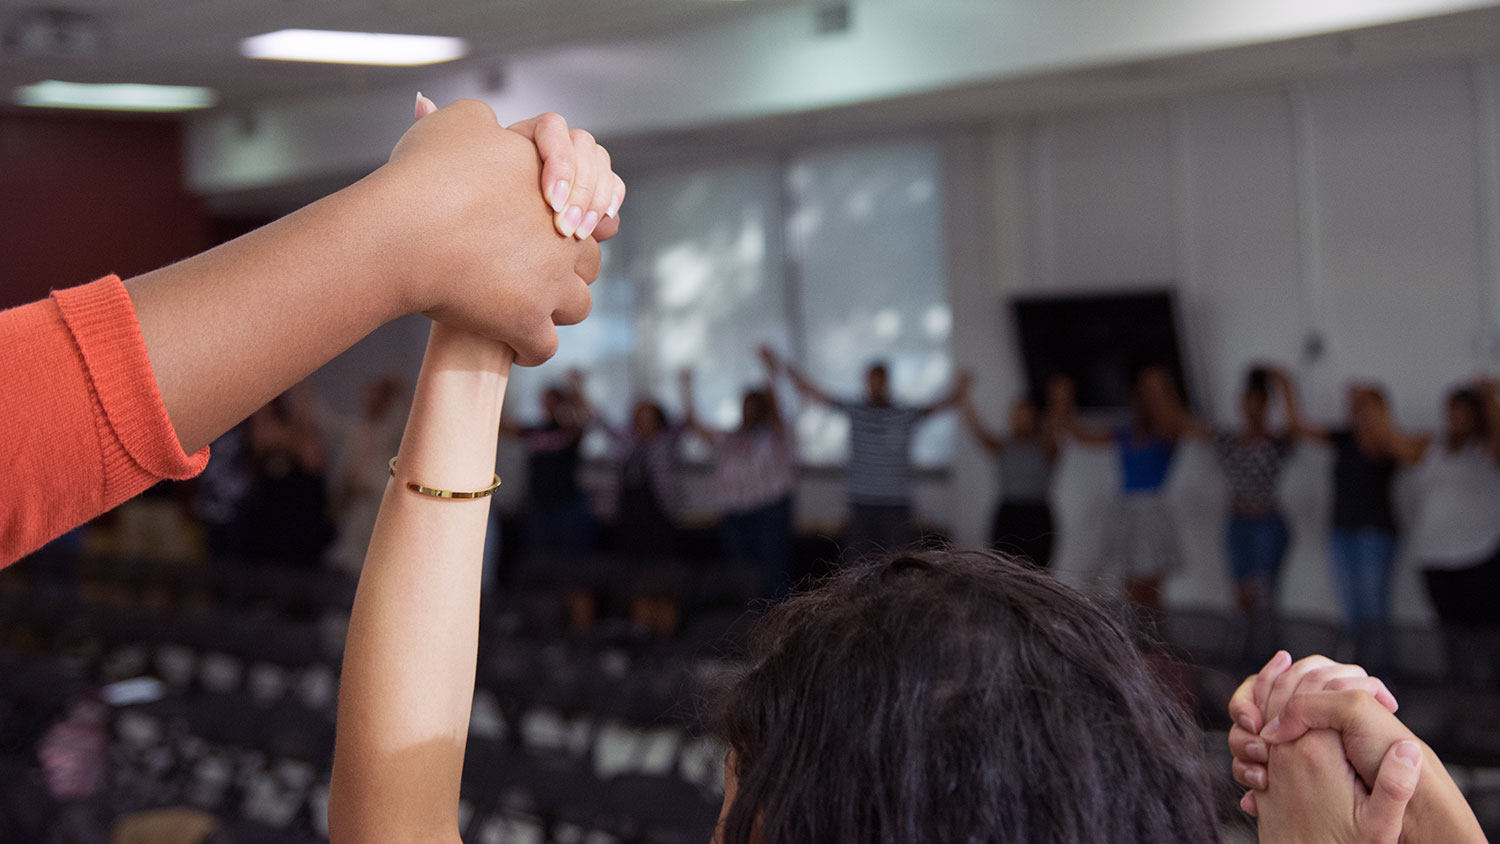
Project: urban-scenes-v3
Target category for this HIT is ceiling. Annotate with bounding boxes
[0,0,805,108]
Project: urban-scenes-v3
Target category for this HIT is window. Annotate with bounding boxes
[786,140,955,466]
[509,139,955,467]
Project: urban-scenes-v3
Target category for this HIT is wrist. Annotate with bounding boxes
[353,164,444,322]
[1400,745,1486,844]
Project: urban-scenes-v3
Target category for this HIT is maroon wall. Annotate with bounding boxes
[0,112,210,310]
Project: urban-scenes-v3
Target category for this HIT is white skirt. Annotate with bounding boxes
[1104,491,1182,579]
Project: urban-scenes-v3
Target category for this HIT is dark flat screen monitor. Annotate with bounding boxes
[1011,288,1189,412]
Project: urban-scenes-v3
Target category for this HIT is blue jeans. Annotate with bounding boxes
[1328,528,1396,629]
[1226,513,1289,594]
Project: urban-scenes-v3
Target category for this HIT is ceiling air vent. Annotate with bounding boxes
[3,8,105,58]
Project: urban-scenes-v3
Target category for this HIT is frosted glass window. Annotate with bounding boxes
[787,140,955,466]
[626,161,794,439]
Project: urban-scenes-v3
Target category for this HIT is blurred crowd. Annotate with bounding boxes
[63,349,1500,654]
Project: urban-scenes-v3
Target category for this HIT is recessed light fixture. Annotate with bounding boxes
[240,29,468,66]
[14,80,217,112]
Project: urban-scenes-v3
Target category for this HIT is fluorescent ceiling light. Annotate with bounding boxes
[241,29,468,66]
[14,80,217,112]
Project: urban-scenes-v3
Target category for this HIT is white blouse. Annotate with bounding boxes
[1408,444,1500,568]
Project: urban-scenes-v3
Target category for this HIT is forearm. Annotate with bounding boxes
[130,170,409,455]
[785,366,828,405]
[1403,745,1486,844]
[329,323,509,843]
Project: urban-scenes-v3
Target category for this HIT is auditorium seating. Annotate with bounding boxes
[3,550,1500,840]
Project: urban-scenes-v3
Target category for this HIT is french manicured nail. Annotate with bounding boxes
[558,205,583,237]
[1395,741,1421,767]
[1236,714,1257,735]
[1246,767,1266,789]
[606,193,622,218]
[550,181,571,213]
[1245,740,1268,764]
[1260,717,1279,739]
[577,211,600,240]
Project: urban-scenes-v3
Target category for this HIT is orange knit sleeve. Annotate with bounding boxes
[0,275,209,566]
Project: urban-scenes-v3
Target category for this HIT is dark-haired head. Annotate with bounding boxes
[741,388,774,431]
[632,400,669,438]
[865,363,891,405]
[1446,387,1487,449]
[1130,365,1183,435]
[1241,366,1271,430]
[708,549,1220,844]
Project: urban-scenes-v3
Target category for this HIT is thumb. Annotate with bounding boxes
[1358,740,1422,844]
[414,92,438,121]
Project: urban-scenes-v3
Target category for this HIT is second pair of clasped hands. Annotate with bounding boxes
[1227,651,1487,843]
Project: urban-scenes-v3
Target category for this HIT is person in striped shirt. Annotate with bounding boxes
[762,347,967,555]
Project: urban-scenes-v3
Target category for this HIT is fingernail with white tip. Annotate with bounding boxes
[578,211,600,240]
[558,205,582,237]
[606,193,622,218]
[550,181,571,213]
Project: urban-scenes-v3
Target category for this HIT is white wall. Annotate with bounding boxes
[949,57,1500,621]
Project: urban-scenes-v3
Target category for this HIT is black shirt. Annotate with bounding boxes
[524,423,583,504]
[1330,430,1397,533]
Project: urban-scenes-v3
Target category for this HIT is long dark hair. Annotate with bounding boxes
[708,549,1221,844]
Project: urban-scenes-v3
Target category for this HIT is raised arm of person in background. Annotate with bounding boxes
[1045,376,1114,446]
[1276,368,1329,444]
[916,370,972,420]
[760,346,835,407]
[1226,653,1485,844]
[328,324,513,844]
[678,368,716,444]
[1364,398,1431,466]
[958,378,1006,455]
[0,97,620,565]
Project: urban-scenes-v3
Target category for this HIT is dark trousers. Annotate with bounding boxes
[990,499,1054,568]
[846,501,913,560]
[722,495,793,596]
[1424,543,1500,629]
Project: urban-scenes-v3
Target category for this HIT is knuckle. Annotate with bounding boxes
[570,128,596,146]
[451,98,496,122]
[539,111,566,130]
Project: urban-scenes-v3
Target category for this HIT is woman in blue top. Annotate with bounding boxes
[1057,366,1193,611]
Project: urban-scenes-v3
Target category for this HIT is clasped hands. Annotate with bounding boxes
[373,96,626,367]
[1226,652,1451,844]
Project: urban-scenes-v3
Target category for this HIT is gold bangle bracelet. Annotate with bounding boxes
[388,456,502,500]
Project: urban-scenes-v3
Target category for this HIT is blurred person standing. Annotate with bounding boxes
[329,377,408,574]
[762,346,966,555]
[241,385,334,567]
[501,375,595,556]
[1288,381,1428,663]
[959,386,1057,567]
[1055,365,1193,611]
[681,363,796,594]
[192,423,253,559]
[1409,379,1500,631]
[576,375,685,634]
[1207,366,1299,614]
